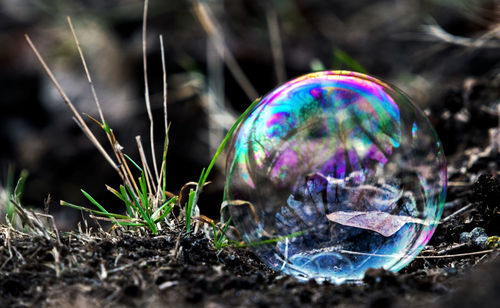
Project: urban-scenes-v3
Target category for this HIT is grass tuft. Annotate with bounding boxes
[212,216,232,250]
[26,0,262,243]
[1,167,28,228]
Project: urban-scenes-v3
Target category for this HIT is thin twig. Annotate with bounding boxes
[266,8,286,84]
[11,245,25,265]
[12,200,61,247]
[108,262,136,274]
[441,204,473,223]
[423,23,500,49]
[447,181,471,187]
[35,212,62,246]
[417,249,497,259]
[158,281,178,290]
[12,201,37,232]
[142,0,160,183]
[49,246,61,277]
[25,35,121,174]
[99,262,108,280]
[27,208,52,241]
[437,243,469,255]
[88,215,140,225]
[172,233,181,261]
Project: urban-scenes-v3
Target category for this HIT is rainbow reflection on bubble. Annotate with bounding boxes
[224,71,447,283]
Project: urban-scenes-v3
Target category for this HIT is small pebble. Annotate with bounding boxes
[459,232,471,243]
[460,227,489,248]
[473,235,489,249]
[470,227,487,240]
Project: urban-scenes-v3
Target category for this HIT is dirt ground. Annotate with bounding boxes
[1,0,500,307]
[0,197,499,308]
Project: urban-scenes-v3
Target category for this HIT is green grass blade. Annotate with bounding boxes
[107,185,134,217]
[102,120,111,134]
[212,221,218,240]
[201,98,261,185]
[138,174,150,215]
[119,185,135,217]
[162,126,170,199]
[124,184,156,233]
[222,216,232,234]
[139,174,148,198]
[213,217,232,250]
[185,188,195,233]
[117,221,146,227]
[125,184,148,219]
[13,169,28,202]
[182,99,261,229]
[227,230,309,248]
[333,47,368,74]
[310,58,326,72]
[107,185,125,202]
[197,168,205,189]
[124,154,143,172]
[153,204,174,223]
[149,220,158,234]
[60,201,132,220]
[189,167,206,212]
[81,189,109,214]
[152,196,177,220]
[247,230,307,247]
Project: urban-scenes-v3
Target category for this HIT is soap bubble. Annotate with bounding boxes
[224,71,446,283]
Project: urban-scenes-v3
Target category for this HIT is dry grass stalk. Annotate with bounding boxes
[25,1,173,228]
[67,16,106,125]
[160,35,168,137]
[441,204,473,223]
[142,0,161,184]
[136,135,156,198]
[423,22,500,49]
[266,8,286,84]
[193,0,258,100]
[24,35,121,175]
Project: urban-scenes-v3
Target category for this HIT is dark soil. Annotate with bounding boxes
[1,0,500,307]
[0,223,498,308]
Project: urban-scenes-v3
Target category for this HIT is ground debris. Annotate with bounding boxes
[0,224,497,307]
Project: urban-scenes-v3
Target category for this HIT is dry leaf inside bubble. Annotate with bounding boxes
[326,210,431,237]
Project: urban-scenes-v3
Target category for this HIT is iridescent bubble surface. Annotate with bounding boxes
[224,71,447,283]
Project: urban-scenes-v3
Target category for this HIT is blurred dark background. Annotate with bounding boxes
[0,0,499,229]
